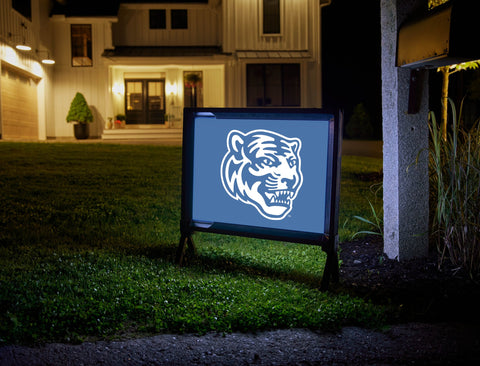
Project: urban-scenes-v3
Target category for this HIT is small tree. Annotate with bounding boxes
[437,61,480,141]
[66,92,93,124]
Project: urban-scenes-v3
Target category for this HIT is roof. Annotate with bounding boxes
[50,0,209,17]
[51,0,120,17]
[102,46,226,58]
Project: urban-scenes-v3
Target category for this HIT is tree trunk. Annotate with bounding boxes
[440,67,450,141]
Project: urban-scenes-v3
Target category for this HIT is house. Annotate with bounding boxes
[0,0,331,141]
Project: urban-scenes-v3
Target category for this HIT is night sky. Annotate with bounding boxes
[322,0,382,139]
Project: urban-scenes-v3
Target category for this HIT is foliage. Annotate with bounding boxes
[352,200,383,239]
[428,0,449,10]
[0,144,385,344]
[429,99,480,279]
[345,103,374,140]
[66,92,93,124]
[437,61,480,140]
[339,156,383,241]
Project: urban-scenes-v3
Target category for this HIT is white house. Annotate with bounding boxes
[0,0,331,141]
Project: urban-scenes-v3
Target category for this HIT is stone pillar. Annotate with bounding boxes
[381,0,429,260]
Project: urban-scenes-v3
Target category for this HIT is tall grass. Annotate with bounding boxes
[429,99,480,278]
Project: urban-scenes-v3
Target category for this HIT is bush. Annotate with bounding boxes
[66,92,93,124]
[429,99,480,279]
[345,103,374,140]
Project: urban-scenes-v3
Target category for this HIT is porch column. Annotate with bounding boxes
[381,0,429,260]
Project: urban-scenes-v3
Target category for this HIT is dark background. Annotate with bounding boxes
[322,0,382,140]
[321,0,480,140]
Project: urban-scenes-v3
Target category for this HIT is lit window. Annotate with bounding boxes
[71,25,92,67]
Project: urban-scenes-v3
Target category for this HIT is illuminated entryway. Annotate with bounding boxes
[125,79,166,125]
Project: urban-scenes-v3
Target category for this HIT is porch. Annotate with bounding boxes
[102,124,182,144]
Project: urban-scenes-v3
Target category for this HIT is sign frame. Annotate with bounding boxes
[177,107,342,289]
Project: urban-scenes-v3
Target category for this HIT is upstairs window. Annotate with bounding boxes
[171,9,188,29]
[12,0,31,20]
[263,0,281,34]
[71,24,92,67]
[149,9,166,29]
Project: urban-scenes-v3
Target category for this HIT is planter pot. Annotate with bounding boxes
[74,123,89,140]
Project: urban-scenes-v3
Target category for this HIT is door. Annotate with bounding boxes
[246,64,300,107]
[125,79,165,124]
[1,64,38,139]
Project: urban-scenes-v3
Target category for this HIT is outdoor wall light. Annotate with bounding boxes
[37,50,55,65]
[112,82,124,95]
[15,41,31,51]
[166,82,178,96]
[10,23,32,51]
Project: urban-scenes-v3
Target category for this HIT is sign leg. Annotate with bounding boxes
[320,245,339,291]
[176,234,197,265]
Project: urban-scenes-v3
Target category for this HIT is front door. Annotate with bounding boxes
[125,79,165,124]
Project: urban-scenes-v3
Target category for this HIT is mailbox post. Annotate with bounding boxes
[381,0,479,261]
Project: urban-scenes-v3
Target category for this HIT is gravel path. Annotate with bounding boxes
[2,322,479,365]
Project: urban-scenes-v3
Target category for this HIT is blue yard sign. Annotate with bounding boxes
[178,108,343,289]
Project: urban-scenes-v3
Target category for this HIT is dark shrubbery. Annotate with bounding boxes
[345,103,374,140]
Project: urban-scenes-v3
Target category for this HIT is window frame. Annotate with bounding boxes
[70,24,93,67]
[171,9,188,30]
[246,63,301,107]
[259,0,284,37]
[149,9,167,29]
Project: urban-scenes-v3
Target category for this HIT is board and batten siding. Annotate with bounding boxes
[223,0,313,52]
[112,5,220,46]
[51,19,112,137]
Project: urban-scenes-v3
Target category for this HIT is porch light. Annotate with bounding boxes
[166,82,178,95]
[112,83,125,95]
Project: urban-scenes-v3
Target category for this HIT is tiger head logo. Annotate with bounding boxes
[220,129,303,220]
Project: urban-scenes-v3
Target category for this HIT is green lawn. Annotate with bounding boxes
[0,142,383,344]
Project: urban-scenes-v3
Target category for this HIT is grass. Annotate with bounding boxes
[0,142,383,344]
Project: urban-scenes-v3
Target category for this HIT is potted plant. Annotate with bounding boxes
[115,114,126,128]
[66,92,93,139]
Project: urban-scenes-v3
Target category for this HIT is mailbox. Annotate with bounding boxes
[397,1,480,68]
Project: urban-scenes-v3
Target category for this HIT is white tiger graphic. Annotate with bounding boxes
[220,129,303,220]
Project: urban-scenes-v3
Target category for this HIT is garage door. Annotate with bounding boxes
[1,64,38,139]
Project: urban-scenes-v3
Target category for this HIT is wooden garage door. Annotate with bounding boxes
[1,65,38,139]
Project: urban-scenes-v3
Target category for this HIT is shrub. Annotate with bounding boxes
[429,99,480,279]
[345,103,374,140]
[66,92,93,124]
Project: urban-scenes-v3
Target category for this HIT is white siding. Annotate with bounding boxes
[223,0,312,52]
[51,20,112,137]
[113,4,220,46]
